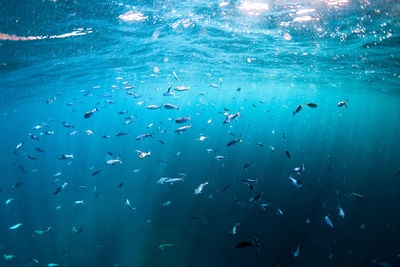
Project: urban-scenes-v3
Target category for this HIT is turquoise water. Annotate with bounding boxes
[0,0,400,266]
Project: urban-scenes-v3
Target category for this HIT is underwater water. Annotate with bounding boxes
[1,0,400,266]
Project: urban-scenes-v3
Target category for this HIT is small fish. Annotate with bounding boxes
[28,133,40,141]
[293,105,302,116]
[293,164,305,174]
[242,162,254,170]
[78,186,87,190]
[5,198,14,205]
[241,178,257,184]
[118,182,124,188]
[293,244,300,257]
[214,155,225,160]
[174,86,190,91]
[159,243,174,250]
[74,200,84,205]
[135,150,151,159]
[164,178,184,184]
[146,105,162,110]
[59,154,73,160]
[62,121,75,128]
[118,111,128,115]
[54,183,68,195]
[125,199,135,210]
[84,107,98,118]
[11,181,23,189]
[25,154,37,160]
[163,103,179,110]
[289,176,303,189]
[115,132,128,137]
[230,223,240,235]
[270,145,275,152]
[106,159,123,165]
[194,180,209,195]
[34,226,51,235]
[3,254,16,261]
[14,142,24,154]
[305,102,317,108]
[72,226,83,235]
[249,193,262,202]
[223,112,240,124]
[338,207,345,219]
[136,133,153,140]
[175,125,192,134]
[162,201,172,207]
[223,184,232,191]
[350,192,364,200]
[337,100,348,108]
[9,223,23,230]
[175,117,191,124]
[157,177,169,184]
[198,136,208,141]
[256,142,265,147]
[259,203,271,210]
[325,215,333,228]
[226,138,242,147]
[68,130,78,136]
[206,148,216,153]
[92,170,102,176]
[35,147,46,152]
[45,130,55,135]
[285,150,291,159]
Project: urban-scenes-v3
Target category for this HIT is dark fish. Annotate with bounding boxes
[337,100,348,108]
[235,241,254,248]
[250,193,262,202]
[15,163,27,174]
[11,181,23,189]
[305,102,317,108]
[226,138,242,147]
[92,170,102,176]
[107,152,113,156]
[159,140,165,144]
[26,155,37,160]
[175,117,191,124]
[115,132,128,137]
[350,192,364,200]
[293,105,302,116]
[223,107,230,111]
[54,187,62,195]
[84,107,98,118]
[223,112,240,124]
[249,184,254,192]
[118,182,124,188]
[118,111,128,115]
[102,135,110,138]
[242,162,254,170]
[285,150,291,159]
[28,133,39,141]
[223,184,232,191]
[35,147,46,152]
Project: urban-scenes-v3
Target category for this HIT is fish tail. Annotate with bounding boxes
[177,105,180,110]
[344,101,347,108]
[237,111,240,117]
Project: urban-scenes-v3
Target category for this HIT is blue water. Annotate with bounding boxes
[1,0,400,266]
